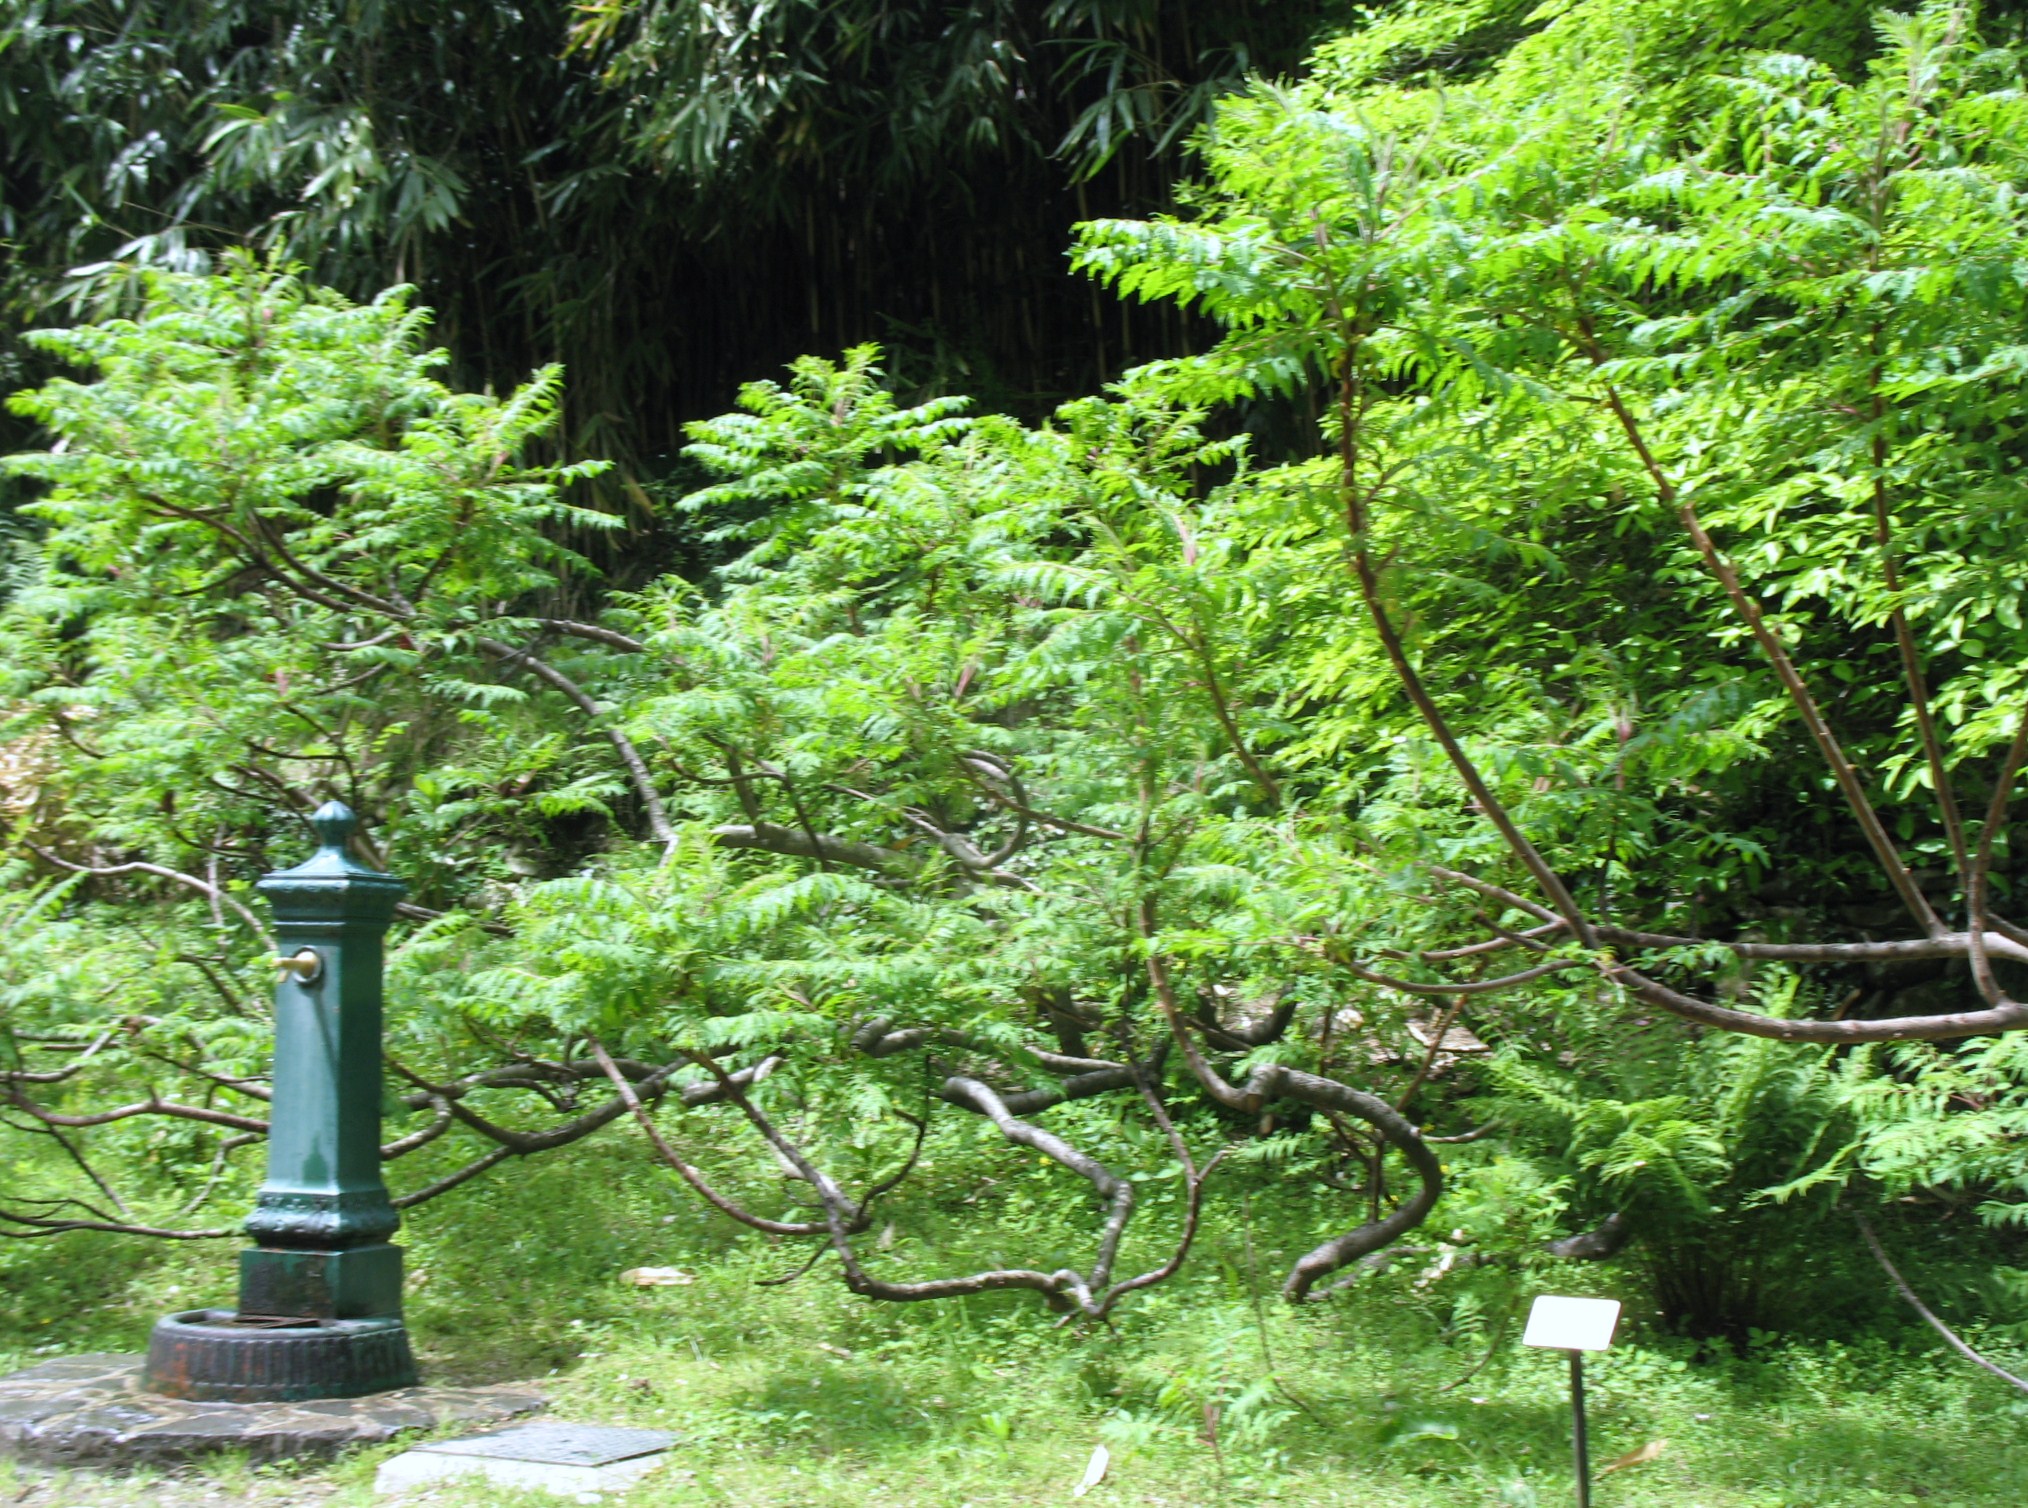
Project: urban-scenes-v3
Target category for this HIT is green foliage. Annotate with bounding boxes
[2,256,609,863]
[1073,0,2028,1236]
[12,0,2028,1383]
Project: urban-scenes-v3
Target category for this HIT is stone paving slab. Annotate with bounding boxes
[373,1447,670,1499]
[0,1354,544,1466]
[374,1425,680,1501]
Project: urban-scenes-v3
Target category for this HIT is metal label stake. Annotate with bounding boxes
[1523,1294,1621,1507]
[1569,1348,1591,1508]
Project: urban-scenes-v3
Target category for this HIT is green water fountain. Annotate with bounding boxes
[144,801,419,1401]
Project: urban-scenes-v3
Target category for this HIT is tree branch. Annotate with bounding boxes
[478,637,674,851]
[21,844,274,950]
[1584,353,1943,938]
[1856,1211,2028,1395]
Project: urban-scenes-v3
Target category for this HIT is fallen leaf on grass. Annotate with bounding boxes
[619,1266,696,1286]
[1599,1438,1668,1475]
[1072,1443,1111,1497]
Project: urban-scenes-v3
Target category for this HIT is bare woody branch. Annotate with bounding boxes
[478,636,674,852]
[20,844,274,951]
[1857,1212,2028,1396]
[1144,938,1443,1301]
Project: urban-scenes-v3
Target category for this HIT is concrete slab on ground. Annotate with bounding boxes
[375,1421,677,1499]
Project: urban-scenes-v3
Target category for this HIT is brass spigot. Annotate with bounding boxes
[272,948,323,983]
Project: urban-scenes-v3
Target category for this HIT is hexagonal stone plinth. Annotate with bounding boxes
[0,1354,543,1465]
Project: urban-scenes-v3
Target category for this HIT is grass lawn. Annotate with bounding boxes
[5,1145,2025,1506]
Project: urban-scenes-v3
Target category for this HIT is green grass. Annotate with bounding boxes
[6,1141,2028,1506]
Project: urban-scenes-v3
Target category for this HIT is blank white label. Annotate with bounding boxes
[1521,1295,1621,1351]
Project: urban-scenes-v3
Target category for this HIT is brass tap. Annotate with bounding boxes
[273,948,323,983]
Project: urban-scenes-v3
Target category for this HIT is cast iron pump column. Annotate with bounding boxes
[145,802,419,1400]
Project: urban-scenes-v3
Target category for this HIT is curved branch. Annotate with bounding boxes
[1412,920,1566,961]
[381,1097,453,1160]
[961,753,1129,841]
[999,1064,1146,1116]
[21,844,274,950]
[391,1146,515,1208]
[712,821,914,877]
[1343,958,1582,996]
[3,1085,267,1134]
[431,1064,684,1153]
[850,1018,1122,1075]
[478,637,673,851]
[1146,946,1442,1300]
[1091,1062,1229,1318]
[942,1076,1135,1288]
[894,808,1040,890]
[1613,962,2028,1043]
[1857,1212,2028,1395]
[591,1041,838,1237]
[534,619,647,653]
[689,1050,1090,1311]
[0,1209,235,1240]
[1425,865,2028,1038]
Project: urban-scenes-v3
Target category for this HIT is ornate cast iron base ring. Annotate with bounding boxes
[143,1309,418,1402]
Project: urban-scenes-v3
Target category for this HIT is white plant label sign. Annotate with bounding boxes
[1521,1295,1621,1352]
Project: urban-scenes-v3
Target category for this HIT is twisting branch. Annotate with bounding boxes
[706,1057,1087,1311]
[0,1029,117,1086]
[943,1076,1135,1289]
[534,619,647,653]
[20,844,274,950]
[182,1131,262,1215]
[1089,1058,1230,1319]
[0,1111,133,1215]
[478,636,674,851]
[381,1096,454,1159]
[1408,920,1565,961]
[3,1084,268,1135]
[392,1147,516,1209]
[1144,936,1443,1300]
[381,1051,790,1208]
[893,808,1040,889]
[623,1017,1206,1318]
[1608,963,2028,1044]
[0,1207,235,1240]
[400,1057,676,1155]
[1420,866,2028,970]
[1342,958,1581,996]
[850,1018,1125,1075]
[1856,1212,2028,1395]
[960,753,1129,841]
[591,1041,839,1236]
[712,821,912,877]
